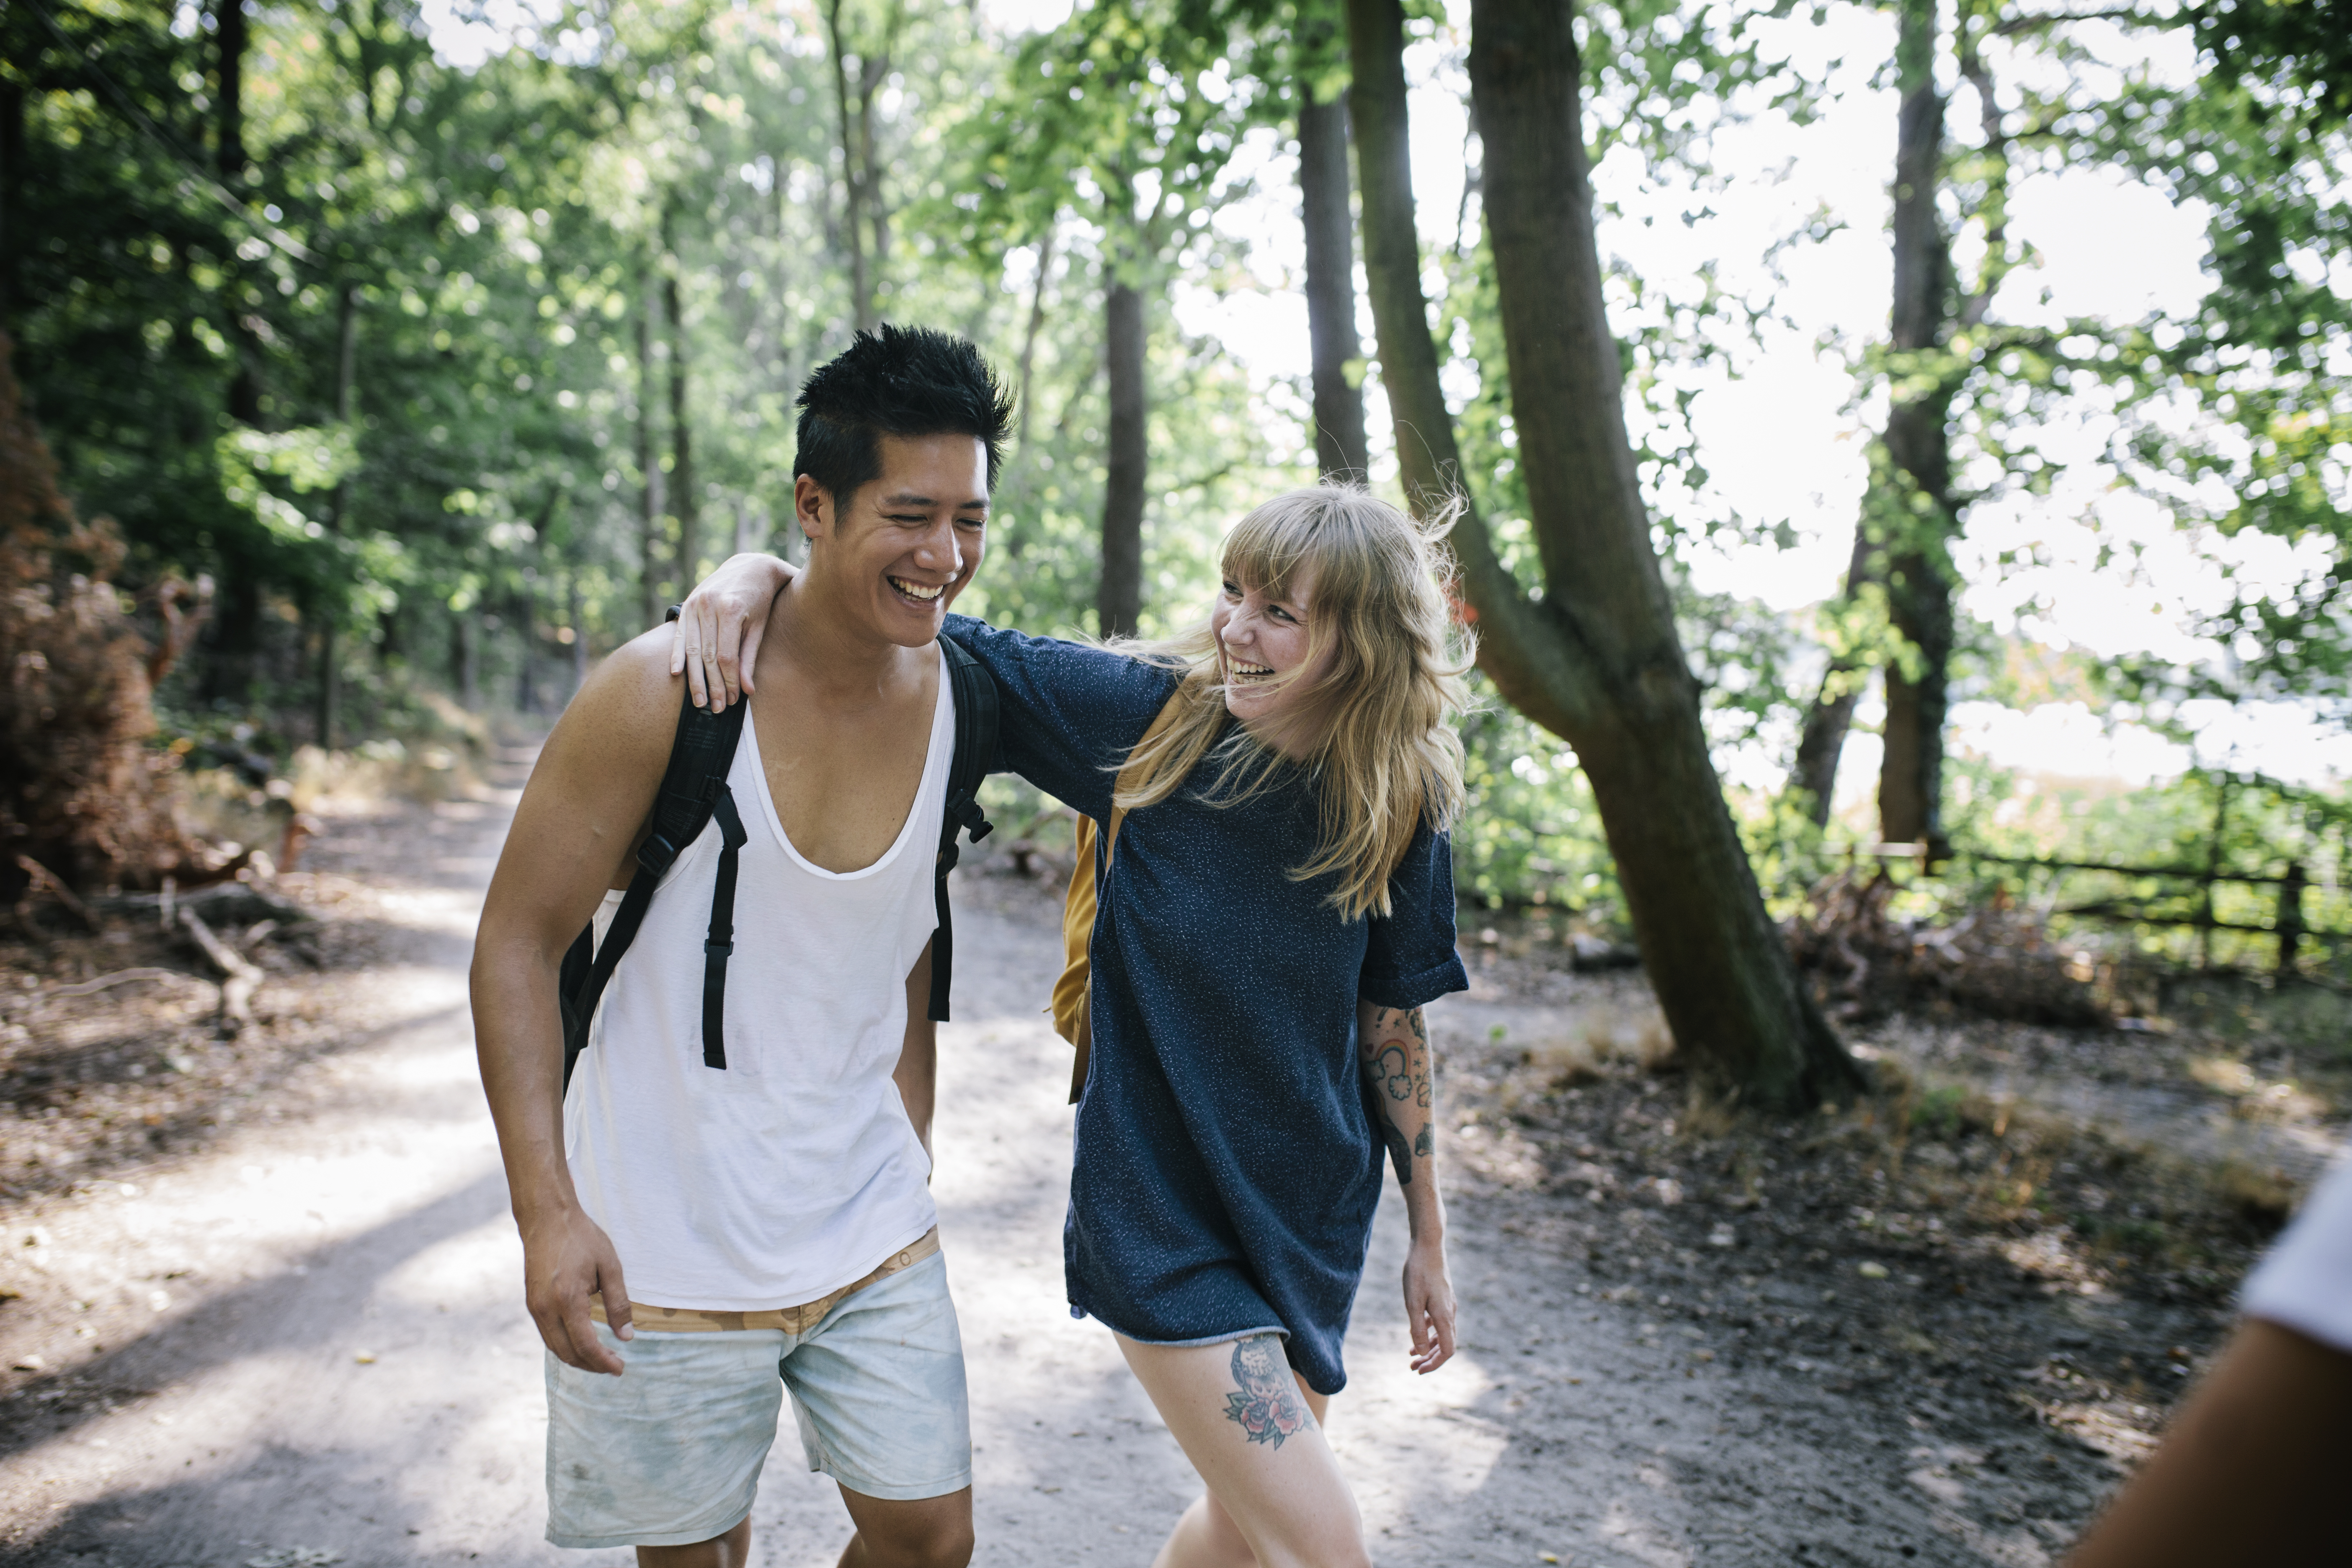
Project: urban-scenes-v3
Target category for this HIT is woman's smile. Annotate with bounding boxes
[1212,564,1327,734]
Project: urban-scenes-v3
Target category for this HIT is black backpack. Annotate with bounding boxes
[557,629,999,1092]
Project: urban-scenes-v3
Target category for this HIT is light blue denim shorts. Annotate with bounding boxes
[543,1250,971,1550]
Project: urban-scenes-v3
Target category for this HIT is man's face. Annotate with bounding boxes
[799,433,989,647]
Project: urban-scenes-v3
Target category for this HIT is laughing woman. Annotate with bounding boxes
[676,485,1470,1568]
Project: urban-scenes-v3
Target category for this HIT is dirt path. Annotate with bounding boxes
[0,773,2277,1567]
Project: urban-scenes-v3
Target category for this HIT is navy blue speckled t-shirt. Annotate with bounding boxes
[944,615,1468,1395]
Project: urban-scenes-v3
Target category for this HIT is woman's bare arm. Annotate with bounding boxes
[1358,1001,1457,1374]
[669,552,797,710]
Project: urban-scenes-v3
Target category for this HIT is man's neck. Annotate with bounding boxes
[762,571,925,704]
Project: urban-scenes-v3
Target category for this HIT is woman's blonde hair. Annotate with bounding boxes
[1115,483,1475,921]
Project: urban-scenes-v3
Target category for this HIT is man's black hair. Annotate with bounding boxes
[792,325,1014,508]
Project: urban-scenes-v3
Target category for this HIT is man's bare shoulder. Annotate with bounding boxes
[537,627,687,786]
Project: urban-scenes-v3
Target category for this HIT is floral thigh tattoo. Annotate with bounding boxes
[1223,1335,1309,1449]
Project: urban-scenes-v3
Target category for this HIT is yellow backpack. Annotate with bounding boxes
[1050,691,1187,1104]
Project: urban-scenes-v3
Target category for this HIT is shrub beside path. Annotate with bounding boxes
[0,755,2248,1566]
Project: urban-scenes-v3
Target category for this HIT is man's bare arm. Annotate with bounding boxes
[2064,1318,2352,1567]
[1358,1002,1457,1374]
[895,940,938,1166]
[470,627,682,1374]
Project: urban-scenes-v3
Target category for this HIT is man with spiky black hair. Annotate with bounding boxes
[474,325,1011,1568]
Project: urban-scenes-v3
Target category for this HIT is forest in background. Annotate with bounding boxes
[5,0,2350,1103]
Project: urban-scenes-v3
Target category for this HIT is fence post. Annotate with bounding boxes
[2199,771,2232,970]
[2277,861,2307,979]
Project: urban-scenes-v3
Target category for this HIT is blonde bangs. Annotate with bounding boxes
[1113,485,1475,921]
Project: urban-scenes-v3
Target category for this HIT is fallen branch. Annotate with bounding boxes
[13,854,98,931]
[44,966,184,1000]
[180,907,262,1033]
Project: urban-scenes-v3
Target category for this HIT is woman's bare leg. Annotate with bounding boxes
[1120,1334,1366,1568]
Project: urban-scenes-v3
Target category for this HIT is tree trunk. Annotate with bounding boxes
[1787,520,1877,825]
[458,611,479,711]
[567,570,589,697]
[516,580,537,714]
[316,283,358,749]
[0,72,23,329]
[215,0,246,181]
[666,266,697,592]
[637,264,665,629]
[1097,279,1147,640]
[1349,0,1858,1109]
[1875,0,1958,854]
[1015,230,1055,442]
[825,0,873,332]
[1298,83,1368,479]
[217,0,263,427]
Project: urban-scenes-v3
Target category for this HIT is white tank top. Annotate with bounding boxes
[565,648,950,1310]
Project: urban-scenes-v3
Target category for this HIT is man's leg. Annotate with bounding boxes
[780,1254,975,1568]
[1118,1334,1366,1568]
[544,1326,784,1556]
[836,1484,975,1568]
[638,1514,752,1568]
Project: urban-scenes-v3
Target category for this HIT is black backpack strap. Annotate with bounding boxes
[561,680,751,1091]
[928,634,1000,1022]
[700,787,748,1069]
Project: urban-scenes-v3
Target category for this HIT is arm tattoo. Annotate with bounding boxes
[1381,1119,1415,1186]
[1223,1335,1310,1448]
[1361,1005,1434,1185]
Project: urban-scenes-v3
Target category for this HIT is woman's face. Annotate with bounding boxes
[1212,562,1335,748]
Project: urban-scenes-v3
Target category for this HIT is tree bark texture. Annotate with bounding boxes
[1875,0,1957,852]
[1298,85,1368,480]
[1348,0,1859,1109]
[637,267,665,629]
[665,266,697,593]
[1097,279,1147,640]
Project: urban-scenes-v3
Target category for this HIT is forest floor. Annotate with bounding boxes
[0,757,2343,1568]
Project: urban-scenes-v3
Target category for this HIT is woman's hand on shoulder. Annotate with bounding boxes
[671,551,797,710]
[1403,1234,1457,1375]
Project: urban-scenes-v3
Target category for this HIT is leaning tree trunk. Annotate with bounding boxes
[1298,82,1368,479]
[1351,0,1859,1109]
[1097,279,1147,639]
[1874,0,1959,854]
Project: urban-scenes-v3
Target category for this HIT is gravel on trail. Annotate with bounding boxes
[0,764,2324,1567]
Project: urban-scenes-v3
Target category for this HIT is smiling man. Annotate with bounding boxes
[470,326,1011,1568]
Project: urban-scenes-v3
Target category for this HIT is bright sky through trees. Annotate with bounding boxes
[405,0,2350,793]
